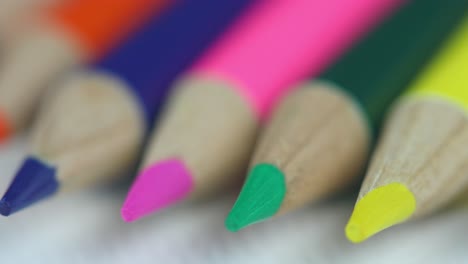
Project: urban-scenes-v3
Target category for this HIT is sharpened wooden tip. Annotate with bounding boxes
[141,76,257,199]
[0,26,81,132]
[29,71,144,189]
[346,183,416,243]
[248,82,370,216]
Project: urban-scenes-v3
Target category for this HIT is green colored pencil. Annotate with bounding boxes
[225,0,468,232]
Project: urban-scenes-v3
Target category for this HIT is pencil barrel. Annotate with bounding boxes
[320,0,468,125]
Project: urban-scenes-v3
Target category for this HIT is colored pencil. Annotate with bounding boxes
[225,0,468,232]
[121,0,403,223]
[346,15,468,243]
[0,0,251,216]
[0,0,168,142]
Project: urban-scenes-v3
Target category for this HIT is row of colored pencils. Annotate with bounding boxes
[0,0,467,245]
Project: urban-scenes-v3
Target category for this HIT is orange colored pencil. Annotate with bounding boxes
[0,0,169,142]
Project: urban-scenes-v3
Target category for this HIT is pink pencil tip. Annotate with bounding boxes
[121,159,194,222]
[120,207,138,223]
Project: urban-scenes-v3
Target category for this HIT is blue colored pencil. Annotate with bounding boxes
[0,0,253,216]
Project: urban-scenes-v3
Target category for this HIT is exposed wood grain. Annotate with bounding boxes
[143,76,258,199]
[359,97,468,217]
[0,23,82,131]
[30,71,144,190]
[252,81,370,215]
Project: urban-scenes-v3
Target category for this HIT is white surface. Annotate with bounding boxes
[0,136,468,264]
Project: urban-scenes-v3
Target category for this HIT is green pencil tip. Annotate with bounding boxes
[225,163,286,232]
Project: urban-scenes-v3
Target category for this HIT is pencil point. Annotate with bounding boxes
[121,159,194,222]
[0,110,12,142]
[225,163,286,232]
[0,200,12,216]
[345,183,416,243]
[0,157,59,216]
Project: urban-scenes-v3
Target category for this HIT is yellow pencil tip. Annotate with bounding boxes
[345,183,416,243]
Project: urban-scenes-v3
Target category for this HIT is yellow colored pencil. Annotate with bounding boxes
[346,15,468,243]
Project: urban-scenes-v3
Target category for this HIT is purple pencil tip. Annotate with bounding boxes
[0,157,59,216]
[0,200,11,216]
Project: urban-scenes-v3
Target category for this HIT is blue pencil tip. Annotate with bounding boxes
[0,199,11,216]
[0,157,59,216]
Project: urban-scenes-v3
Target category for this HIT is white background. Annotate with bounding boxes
[0,136,467,264]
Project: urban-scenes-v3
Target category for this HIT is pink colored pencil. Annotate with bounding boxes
[121,0,404,222]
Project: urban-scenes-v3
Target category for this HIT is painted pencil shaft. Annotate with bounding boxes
[226,0,468,231]
[320,0,468,124]
[347,15,468,243]
[0,0,253,216]
[0,0,167,141]
[97,0,254,123]
[125,0,402,222]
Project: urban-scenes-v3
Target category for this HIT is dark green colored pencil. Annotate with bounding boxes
[321,0,468,125]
